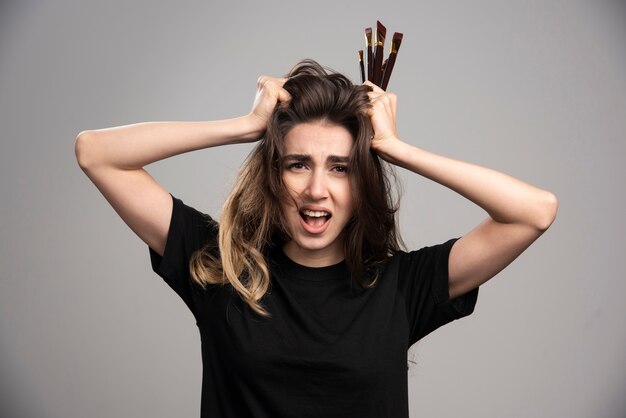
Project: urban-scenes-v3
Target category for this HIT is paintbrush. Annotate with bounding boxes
[358,50,366,83]
[380,32,403,90]
[365,27,373,81]
[372,21,386,86]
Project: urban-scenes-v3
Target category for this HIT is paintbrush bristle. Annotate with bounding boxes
[376,20,386,37]
[391,32,403,53]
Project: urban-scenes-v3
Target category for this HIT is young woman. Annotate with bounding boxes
[75,59,557,417]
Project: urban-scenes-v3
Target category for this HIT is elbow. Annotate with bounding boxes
[74,130,99,171]
[534,191,558,232]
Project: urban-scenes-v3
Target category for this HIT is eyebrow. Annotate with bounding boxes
[283,154,350,163]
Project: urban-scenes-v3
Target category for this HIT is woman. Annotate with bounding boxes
[75,59,557,417]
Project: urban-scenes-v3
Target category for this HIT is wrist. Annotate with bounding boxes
[234,114,266,143]
[372,136,406,164]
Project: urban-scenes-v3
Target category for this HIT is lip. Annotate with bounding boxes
[298,213,332,235]
[297,205,332,235]
[298,205,333,216]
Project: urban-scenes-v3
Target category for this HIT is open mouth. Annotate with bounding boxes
[299,209,332,227]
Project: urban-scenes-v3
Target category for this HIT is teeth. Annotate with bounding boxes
[302,209,329,218]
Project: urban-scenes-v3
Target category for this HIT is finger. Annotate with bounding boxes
[368,91,397,110]
[266,80,291,103]
[255,76,289,102]
[257,76,285,90]
[363,80,385,93]
[276,88,292,103]
[367,87,389,99]
[367,91,383,101]
[367,92,383,106]
[257,75,269,88]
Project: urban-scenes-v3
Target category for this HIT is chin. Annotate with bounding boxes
[288,231,346,258]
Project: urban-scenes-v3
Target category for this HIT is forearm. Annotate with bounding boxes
[380,140,558,231]
[75,116,261,170]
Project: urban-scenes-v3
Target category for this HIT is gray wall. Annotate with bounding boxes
[1,0,625,417]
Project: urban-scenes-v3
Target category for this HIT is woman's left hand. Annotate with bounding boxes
[364,81,403,159]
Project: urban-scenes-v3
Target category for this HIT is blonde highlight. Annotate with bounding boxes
[190,59,403,317]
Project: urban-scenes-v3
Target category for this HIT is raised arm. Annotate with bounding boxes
[75,76,291,256]
[365,81,558,299]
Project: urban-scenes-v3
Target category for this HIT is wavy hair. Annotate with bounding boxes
[190,59,403,316]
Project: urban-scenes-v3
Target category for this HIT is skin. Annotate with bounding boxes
[76,74,557,302]
[281,122,355,267]
[75,76,292,260]
[364,81,558,298]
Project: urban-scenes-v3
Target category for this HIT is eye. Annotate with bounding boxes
[332,165,349,174]
[287,162,306,170]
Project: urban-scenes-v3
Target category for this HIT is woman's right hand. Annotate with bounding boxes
[76,76,292,258]
[246,76,292,140]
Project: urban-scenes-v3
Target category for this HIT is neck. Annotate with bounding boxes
[282,241,345,267]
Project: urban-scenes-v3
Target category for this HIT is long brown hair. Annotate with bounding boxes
[190,59,403,316]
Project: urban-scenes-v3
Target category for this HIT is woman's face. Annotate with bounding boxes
[280,121,355,267]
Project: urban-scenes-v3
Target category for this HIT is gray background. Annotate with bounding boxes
[1,0,625,417]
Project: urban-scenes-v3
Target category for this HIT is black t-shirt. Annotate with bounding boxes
[149,194,479,418]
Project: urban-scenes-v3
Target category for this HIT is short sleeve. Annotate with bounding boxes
[398,238,479,345]
[148,194,218,319]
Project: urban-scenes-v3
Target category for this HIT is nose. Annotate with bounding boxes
[304,169,328,200]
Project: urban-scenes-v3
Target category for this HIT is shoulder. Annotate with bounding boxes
[170,194,218,237]
[385,238,458,292]
[151,194,219,273]
[388,238,458,271]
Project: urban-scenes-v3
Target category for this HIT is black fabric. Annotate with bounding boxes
[149,194,478,418]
